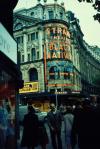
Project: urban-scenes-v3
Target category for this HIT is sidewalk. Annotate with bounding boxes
[17,122,66,149]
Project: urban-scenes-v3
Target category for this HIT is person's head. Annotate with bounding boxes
[50,103,56,111]
[90,95,97,103]
[82,99,90,108]
[28,105,35,114]
[66,105,73,113]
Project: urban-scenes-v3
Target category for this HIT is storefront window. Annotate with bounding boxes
[0,70,16,149]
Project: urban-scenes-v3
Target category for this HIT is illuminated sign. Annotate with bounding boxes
[19,82,39,93]
[0,23,17,64]
[44,24,71,60]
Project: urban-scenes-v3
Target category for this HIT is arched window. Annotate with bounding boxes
[29,68,38,81]
[49,66,60,80]
[14,23,23,30]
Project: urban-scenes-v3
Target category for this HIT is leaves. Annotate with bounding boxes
[77,0,100,23]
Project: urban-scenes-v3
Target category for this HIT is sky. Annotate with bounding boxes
[15,0,100,47]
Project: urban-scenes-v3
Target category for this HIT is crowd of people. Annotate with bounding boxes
[0,99,15,149]
[1,95,99,149]
[20,95,100,149]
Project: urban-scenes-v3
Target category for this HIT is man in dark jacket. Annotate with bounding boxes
[47,103,62,149]
[21,105,39,149]
[71,99,100,149]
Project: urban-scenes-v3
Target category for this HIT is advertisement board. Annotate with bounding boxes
[0,23,17,64]
[19,82,39,93]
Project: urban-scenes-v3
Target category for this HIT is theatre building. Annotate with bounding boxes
[13,1,100,110]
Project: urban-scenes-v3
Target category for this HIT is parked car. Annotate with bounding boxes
[19,105,47,124]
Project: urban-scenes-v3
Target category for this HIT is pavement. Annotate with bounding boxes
[17,121,66,149]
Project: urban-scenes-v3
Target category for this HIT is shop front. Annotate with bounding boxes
[0,23,23,149]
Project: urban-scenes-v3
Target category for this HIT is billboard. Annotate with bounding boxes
[0,23,17,64]
[19,82,39,93]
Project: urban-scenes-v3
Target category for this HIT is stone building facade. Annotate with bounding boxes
[13,1,100,106]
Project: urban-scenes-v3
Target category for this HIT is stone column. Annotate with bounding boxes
[23,31,27,62]
[38,27,43,59]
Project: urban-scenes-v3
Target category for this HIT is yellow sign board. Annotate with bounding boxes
[19,82,39,93]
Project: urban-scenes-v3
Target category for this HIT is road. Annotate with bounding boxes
[17,121,66,149]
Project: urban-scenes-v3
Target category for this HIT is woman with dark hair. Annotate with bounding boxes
[21,105,39,149]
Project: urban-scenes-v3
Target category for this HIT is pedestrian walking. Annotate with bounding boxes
[47,103,62,149]
[0,100,8,149]
[21,105,39,149]
[63,105,74,149]
[6,104,15,149]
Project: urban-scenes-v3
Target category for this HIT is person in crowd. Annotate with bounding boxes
[71,99,100,149]
[0,100,8,149]
[90,95,98,108]
[21,105,39,149]
[6,104,15,149]
[38,120,49,149]
[63,105,74,149]
[47,102,62,149]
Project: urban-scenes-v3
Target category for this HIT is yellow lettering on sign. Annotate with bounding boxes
[19,82,39,93]
[49,42,54,50]
[52,52,57,58]
[59,45,64,50]
[62,28,67,36]
[67,31,70,38]
[57,27,62,34]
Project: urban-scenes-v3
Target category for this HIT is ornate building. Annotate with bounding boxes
[13,0,100,108]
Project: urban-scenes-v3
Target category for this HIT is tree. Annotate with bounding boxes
[77,0,100,23]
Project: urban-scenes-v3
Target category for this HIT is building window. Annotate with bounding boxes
[31,33,35,40]
[16,37,20,44]
[22,55,24,63]
[21,36,23,43]
[16,36,23,44]
[36,32,38,39]
[17,51,21,63]
[31,12,34,16]
[14,23,23,30]
[49,66,60,80]
[64,88,71,93]
[28,54,30,61]
[57,88,61,92]
[31,48,36,61]
[60,12,63,19]
[50,89,55,94]
[29,68,38,81]
[48,11,54,19]
[28,34,30,41]
[37,51,39,59]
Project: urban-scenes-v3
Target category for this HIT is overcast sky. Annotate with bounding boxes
[15,0,100,47]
